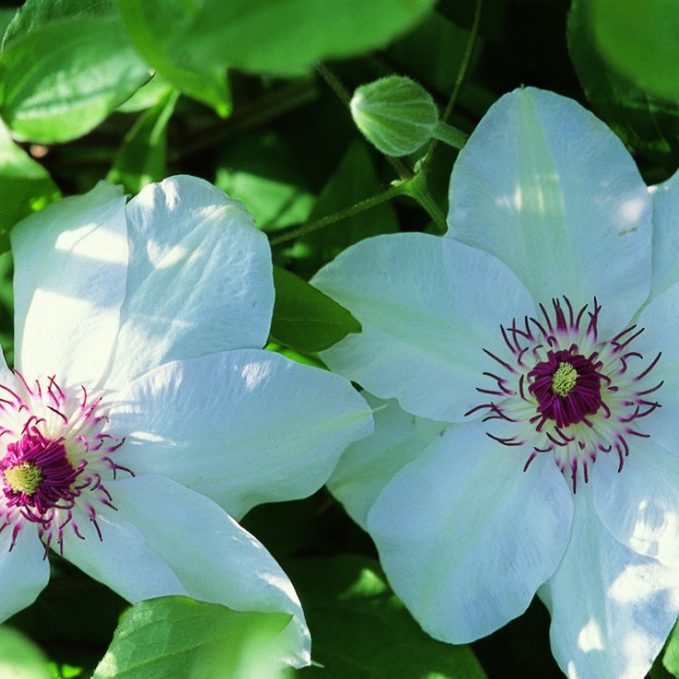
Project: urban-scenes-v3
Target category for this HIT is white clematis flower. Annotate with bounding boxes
[0,175,373,667]
[311,87,679,678]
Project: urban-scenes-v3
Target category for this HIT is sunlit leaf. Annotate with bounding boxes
[0,626,50,679]
[116,75,174,113]
[116,0,436,108]
[92,597,291,679]
[178,0,436,76]
[0,0,150,142]
[115,0,231,115]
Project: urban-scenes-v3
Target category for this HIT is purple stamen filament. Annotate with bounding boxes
[466,297,662,493]
[0,373,132,554]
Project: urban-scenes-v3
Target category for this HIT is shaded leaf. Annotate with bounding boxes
[0,120,59,252]
[289,142,398,275]
[286,555,487,678]
[215,131,315,232]
[568,0,679,171]
[108,89,179,193]
[591,0,679,103]
[271,266,361,353]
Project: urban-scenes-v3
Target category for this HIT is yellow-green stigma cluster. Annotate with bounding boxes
[3,461,43,495]
[551,361,578,397]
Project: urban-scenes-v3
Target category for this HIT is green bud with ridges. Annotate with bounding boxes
[350,75,439,156]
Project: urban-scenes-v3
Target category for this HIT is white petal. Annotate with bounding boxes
[105,175,274,388]
[108,349,373,519]
[649,169,679,297]
[328,394,446,529]
[366,421,573,643]
[312,233,534,422]
[12,182,128,387]
[634,281,679,453]
[593,437,679,567]
[109,476,309,668]
[0,523,49,622]
[61,500,187,601]
[541,485,679,679]
[0,343,14,385]
[447,87,652,336]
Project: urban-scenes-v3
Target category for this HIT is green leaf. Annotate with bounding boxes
[116,75,174,113]
[215,131,315,232]
[92,597,291,679]
[115,0,231,115]
[117,0,436,100]
[568,0,679,169]
[663,620,679,676]
[108,89,179,193]
[271,266,361,353]
[0,120,59,251]
[0,9,15,37]
[179,0,436,76]
[0,626,51,679]
[290,141,398,274]
[286,556,487,678]
[590,0,679,103]
[2,0,108,46]
[0,0,150,142]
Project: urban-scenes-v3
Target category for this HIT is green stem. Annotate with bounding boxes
[432,121,468,149]
[269,182,407,246]
[313,64,447,233]
[315,62,352,107]
[401,172,447,234]
[421,0,483,168]
[172,80,318,161]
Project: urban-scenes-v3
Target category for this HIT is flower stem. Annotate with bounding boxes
[312,64,448,236]
[421,0,483,169]
[269,182,407,246]
[432,121,468,150]
[401,172,448,234]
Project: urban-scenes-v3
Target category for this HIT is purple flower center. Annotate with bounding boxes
[529,349,604,428]
[467,297,662,492]
[0,373,133,554]
[1,433,77,515]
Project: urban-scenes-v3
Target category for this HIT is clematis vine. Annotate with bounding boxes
[312,88,679,678]
[0,175,373,666]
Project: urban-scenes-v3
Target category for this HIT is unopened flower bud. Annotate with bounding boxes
[350,76,439,156]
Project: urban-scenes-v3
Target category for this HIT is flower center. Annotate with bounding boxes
[467,297,662,492]
[529,350,603,428]
[1,434,78,517]
[0,373,133,554]
[3,461,43,495]
[551,361,578,397]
